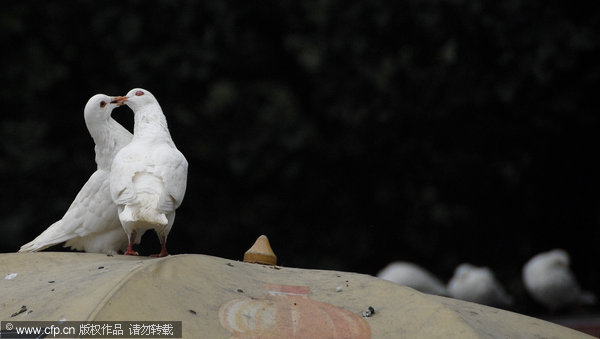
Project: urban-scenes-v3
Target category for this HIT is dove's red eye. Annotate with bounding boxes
[99,101,107,108]
[135,91,144,96]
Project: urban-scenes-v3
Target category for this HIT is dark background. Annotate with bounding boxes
[1,1,599,317]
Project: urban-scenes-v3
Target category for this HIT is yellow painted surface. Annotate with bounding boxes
[0,253,593,338]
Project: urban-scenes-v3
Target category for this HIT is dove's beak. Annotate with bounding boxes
[110,96,128,106]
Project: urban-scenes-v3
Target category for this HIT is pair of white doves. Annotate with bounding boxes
[19,88,188,257]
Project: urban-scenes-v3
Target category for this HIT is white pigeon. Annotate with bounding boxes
[523,249,596,311]
[110,88,188,257]
[19,94,132,254]
[447,263,514,307]
[377,261,448,296]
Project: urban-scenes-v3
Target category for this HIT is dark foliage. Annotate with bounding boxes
[1,0,599,316]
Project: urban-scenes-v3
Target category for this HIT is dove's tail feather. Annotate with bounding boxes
[119,194,168,226]
[119,172,168,228]
[18,220,75,252]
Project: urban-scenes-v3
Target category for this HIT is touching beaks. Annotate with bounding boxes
[110,96,128,106]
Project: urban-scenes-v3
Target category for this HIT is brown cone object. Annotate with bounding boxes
[244,235,277,265]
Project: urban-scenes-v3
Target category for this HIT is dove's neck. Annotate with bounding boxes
[90,118,132,170]
[132,104,174,144]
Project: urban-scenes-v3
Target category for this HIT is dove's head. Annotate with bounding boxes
[84,94,121,123]
[543,249,570,271]
[114,88,158,111]
[452,264,494,284]
[454,264,476,279]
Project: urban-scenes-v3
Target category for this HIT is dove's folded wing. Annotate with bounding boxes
[109,148,141,206]
[155,146,188,211]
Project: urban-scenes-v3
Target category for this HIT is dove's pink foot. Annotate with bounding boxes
[150,237,169,257]
[150,249,168,257]
[123,249,139,256]
[123,231,138,256]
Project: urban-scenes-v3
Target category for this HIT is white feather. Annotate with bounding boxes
[19,94,132,254]
[447,263,513,307]
[523,249,596,311]
[377,261,448,296]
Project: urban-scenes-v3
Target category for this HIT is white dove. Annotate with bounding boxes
[19,94,132,254]
[523,249,596,311]
[377,261,448,296]
[447,263,514,307]
[110,88,188,257]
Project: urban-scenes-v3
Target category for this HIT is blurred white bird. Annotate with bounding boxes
[377,261,448,296]
[110,88,188,257]
[19,94,132,254]
[523,249,596,311]
[447,263,514,307]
